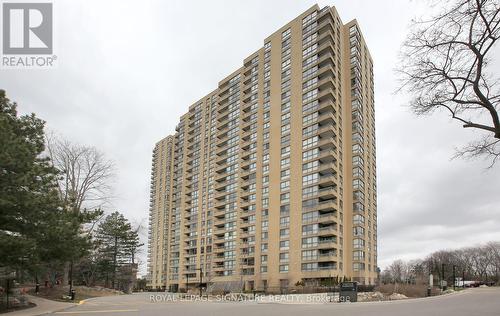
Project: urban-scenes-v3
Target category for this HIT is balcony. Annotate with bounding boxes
[318,225,337,236]
[214,199,228,209]
[318,148,337,162]
[317,110,336,125]
[214,189,227,200]
[213,226,227,235]
[318,173,337,187]
[317,186,337,199]
[317,124,337,139]
[317,63,335,80]
[317,137,337,150]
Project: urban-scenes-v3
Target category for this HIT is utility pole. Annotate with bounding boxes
[462,270,465,288]
[69,261,74,296]
[186,273,189,292]
[441,263,445,290]
[452,265,456,290]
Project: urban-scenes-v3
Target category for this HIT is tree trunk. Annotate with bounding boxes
[62,261,70,286]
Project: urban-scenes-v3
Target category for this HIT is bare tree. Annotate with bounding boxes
[397,0,500,166]
[46,134,115,213]
[45,134,115,284]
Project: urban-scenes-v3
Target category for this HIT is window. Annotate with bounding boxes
[281,101,291,113]
[282,28,291,40]
[302,185,318,198]
[281,48,291,59]
[302,160,319,172]
[353,250,365,261]
[354,226,365,237]
[279,264,289,273]
[303,66,318,80]
[303,77,318,90]
[302,148,319,160]
[302,262,318,271]
[353,238,365,249]
[280,193,290,203]
[303,89,318,103]
[303,54,318,67]
[302,112,318,125]
[281,146,290,157]
[263,176,269,185]
[353,214,365,225]
[280,181,290,191]
[261,231,268,240]
[281,112,291,124]
[302,33,317,47]
[353,178,364,190]
[302,11,317,26]
[353,263,365,271]
[281,157,290,168]
[280,216,290,227]
[261,220,269,231]
[281,124,290,135]
[302,236,318,248]
[302,223,318,235]
[262,186,269,196]
[260,266,268,273]
[302,125,318,138]
[281,78,291,90]
[280,240,290,250]
[353,202,364,212]
[302,43,318,58]
[281,134,291,146]
[302,211,318,223]
[280,204,290,216]
[302,249,318,260]
[263,154,270,163]
[281,58,291,70]
[280,228,289,238]
[263,164,269,174]
[352,155,364,167]
[279,252,289,263]
[302,173,318,185]
[280,169,290,180]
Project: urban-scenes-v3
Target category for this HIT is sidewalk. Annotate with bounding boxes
[4,295,77,316]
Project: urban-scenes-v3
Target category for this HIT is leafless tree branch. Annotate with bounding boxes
[397,0,500,166]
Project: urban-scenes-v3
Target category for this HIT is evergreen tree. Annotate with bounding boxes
[95,211,142,289]
[0,90,98,281]
[0,89,60,271]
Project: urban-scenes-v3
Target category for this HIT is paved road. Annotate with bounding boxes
[7,295,76,316]
[49,287,500,316]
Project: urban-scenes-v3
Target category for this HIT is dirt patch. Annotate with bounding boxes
[28,285,123,302]
[376,284,440,298]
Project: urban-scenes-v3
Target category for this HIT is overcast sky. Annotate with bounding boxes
[1,0,499,276]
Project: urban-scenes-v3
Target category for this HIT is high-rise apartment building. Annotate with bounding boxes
[147,4,377,292]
